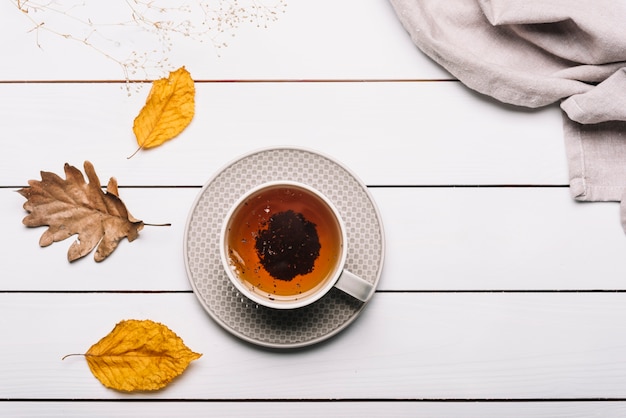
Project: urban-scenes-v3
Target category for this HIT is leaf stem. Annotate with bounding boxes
[62,353,86,360]
[144,222,172,227]
[127,145,143,159]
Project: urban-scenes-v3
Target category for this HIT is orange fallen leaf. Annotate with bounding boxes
[18,161,144,262]
[64,319,202,392]
[130,66,195,158]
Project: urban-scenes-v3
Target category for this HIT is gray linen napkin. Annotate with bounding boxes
[388,0,626,232]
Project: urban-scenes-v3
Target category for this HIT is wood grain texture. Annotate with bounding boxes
[3,187,624,291]
[2,402,625,418]
[1,292,626,400]
[1,0,624,414]
[0,0,447,81]
[0,82,564,187]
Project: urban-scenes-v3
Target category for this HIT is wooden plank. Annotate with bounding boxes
[2,401,626,418]
[0,81,565,187]
[3,187,192,291]
[0,0,448,81]
[3,187,625,291]
[2,292,626,399]
[376,187,626,291]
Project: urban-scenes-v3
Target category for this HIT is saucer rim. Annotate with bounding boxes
[183,145,385,349]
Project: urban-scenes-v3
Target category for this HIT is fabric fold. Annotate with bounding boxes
[562,68,626,125]
[389,0,626,230]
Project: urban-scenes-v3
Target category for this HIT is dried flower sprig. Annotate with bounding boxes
[13,0,287,82]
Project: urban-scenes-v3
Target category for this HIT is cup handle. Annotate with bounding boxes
[334,269,375,302]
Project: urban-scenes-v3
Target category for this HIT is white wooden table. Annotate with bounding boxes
[2,1,626,416]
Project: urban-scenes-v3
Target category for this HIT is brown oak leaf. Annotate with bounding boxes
[18,161,144,262]
[63,319,202,392]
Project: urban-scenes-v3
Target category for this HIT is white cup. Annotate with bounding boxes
[220,181,374,309]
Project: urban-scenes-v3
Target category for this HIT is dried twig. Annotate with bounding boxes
[12,0,287,86]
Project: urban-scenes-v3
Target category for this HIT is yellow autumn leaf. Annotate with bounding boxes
[64,319,201,392]
[130,66,195,157]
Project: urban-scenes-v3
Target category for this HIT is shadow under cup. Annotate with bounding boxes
[221,181,347,309]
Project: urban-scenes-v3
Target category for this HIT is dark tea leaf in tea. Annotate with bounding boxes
[225,183,343,300]
[255,210,321,281]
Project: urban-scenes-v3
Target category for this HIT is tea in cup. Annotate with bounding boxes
[220,181,373,309]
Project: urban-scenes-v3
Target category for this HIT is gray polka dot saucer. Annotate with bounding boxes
[184,147,385,349]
